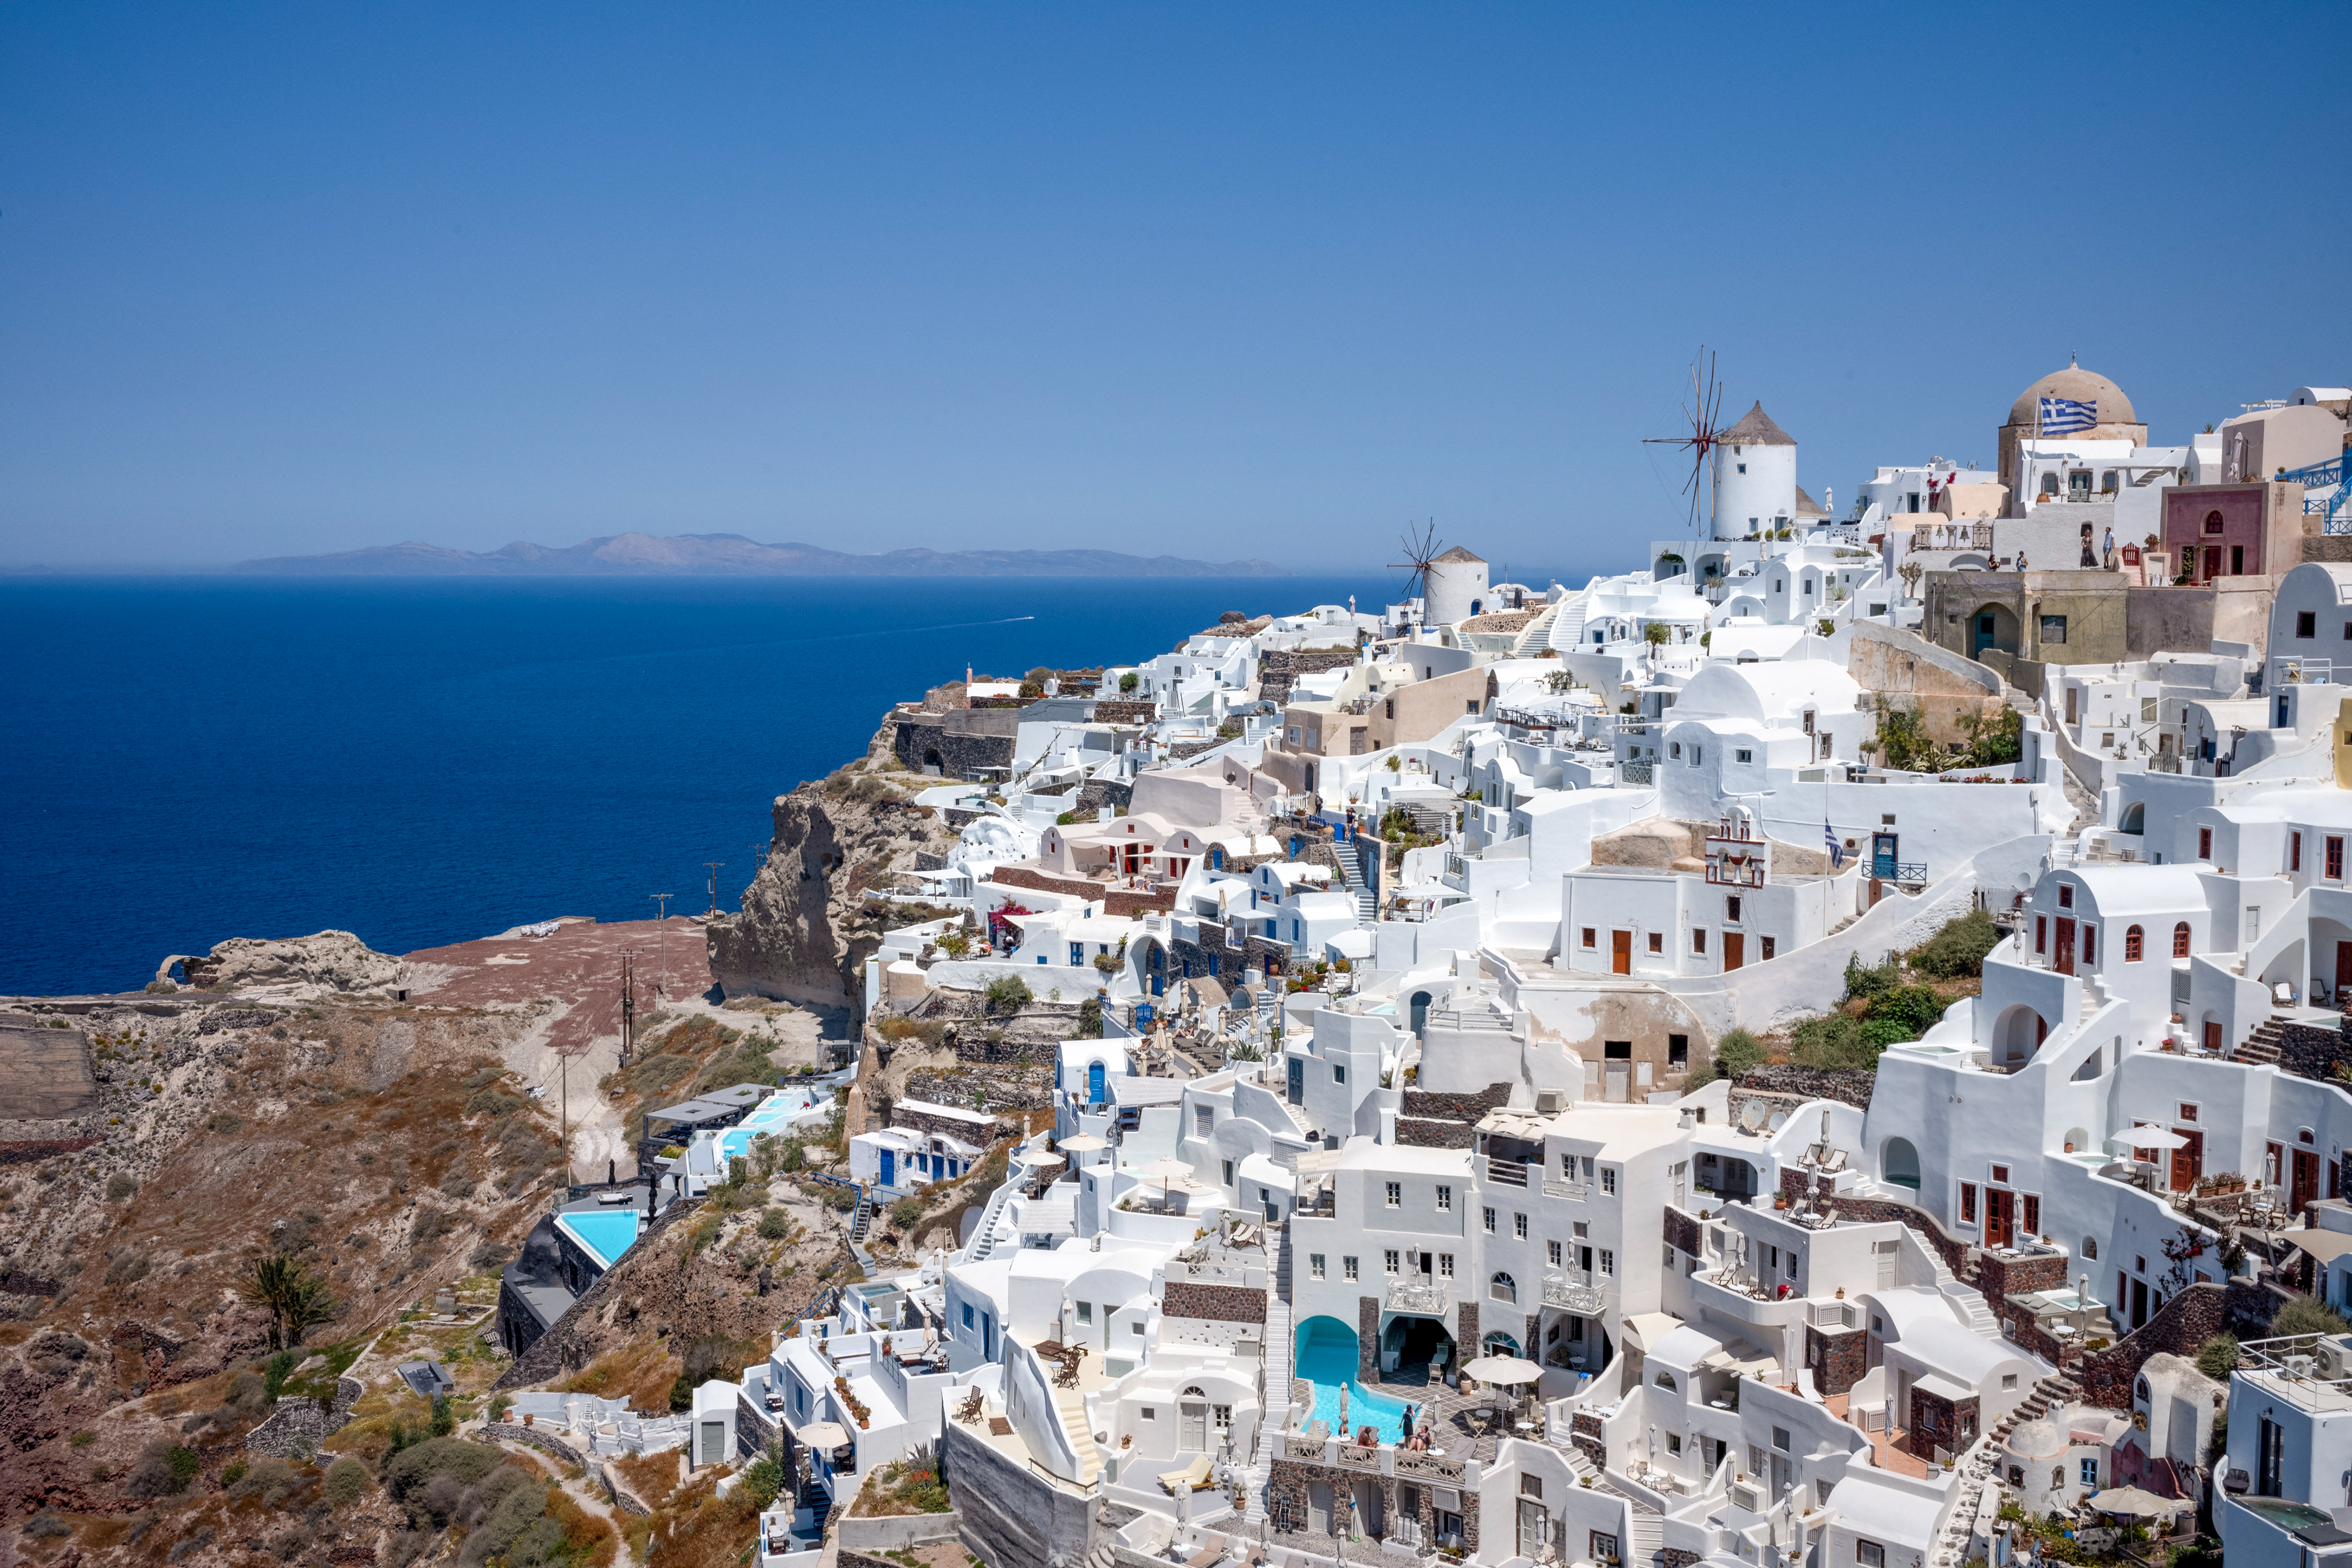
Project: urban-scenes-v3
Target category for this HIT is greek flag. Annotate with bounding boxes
[1824,820,1843,869]
[2038,395,2098,435]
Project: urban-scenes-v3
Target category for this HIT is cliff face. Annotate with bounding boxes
[705,751,957,1011]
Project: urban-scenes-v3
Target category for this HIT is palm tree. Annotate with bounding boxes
[237,1254,338,1350]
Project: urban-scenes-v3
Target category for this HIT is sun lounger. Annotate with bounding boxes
[1158,1454,1215,1494]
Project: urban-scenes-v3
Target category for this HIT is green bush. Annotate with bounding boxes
[430,1393,456,1437]
[1842,952,1898,1000]
[381,1437,503,1506]
[1911,909,2003,980]
[1790,1014,1879,1070]
[985,975,1032,1015]
[890,1196,923,1231]
[1119,672,1139,693]
[1861,1017,1916,1049]
[324,1456,370,1505]
[1868,985,1948,1037]
[1714,1029,1766,1076]
[743,1441,789,1509]
[2194,1333,2240,1381]
[2270,1295,2351,1339]
[758,1208,791,1240]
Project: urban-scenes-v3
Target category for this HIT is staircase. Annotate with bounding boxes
[1989,1369,2082,1447]
[963,1176,1021,1264]
[1243,1223,1295,1527]
[849,1196,877,1243]
[1510,596,1569,659]
[1329,841,1377,921]
[1051,1378,1103,1486]
[1924,1247,2002,1337]
[1596,1479,1663,1568]
[2236,1016,2287,1066]
[794,1474,832,1537]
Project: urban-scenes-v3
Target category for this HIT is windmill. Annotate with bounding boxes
[1644,348,1727,539]
[1388,521,1444,612]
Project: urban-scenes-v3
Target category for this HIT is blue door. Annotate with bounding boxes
[879,1150,895,1188]
[982,1311,995,1360]
[1150,972,1163,997]
[1088,1060,1106,1104]
[1871,833,1899,878]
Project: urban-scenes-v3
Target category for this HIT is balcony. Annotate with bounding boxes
[1387,1278,1451,1315]
[1620,761,1654,785]
[1486,1157,1529,1187]
[1542,1276,1604,1314]
[1542,1177,1587,1201]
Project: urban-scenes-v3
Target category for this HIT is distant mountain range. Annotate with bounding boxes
[230,532,1289,577]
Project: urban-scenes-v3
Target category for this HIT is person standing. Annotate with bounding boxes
[2103,525,2118,570]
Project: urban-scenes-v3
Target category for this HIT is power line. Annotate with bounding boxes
[704,861,726,917]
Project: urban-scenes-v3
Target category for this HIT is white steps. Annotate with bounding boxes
[1053,1381,1103,1486]
[1243,1223,1294,1526]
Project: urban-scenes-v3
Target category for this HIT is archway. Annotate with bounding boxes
[1881,1137,1921,1191]
[1481,1329,1522,1357]
[1995,1004,2046,1067]
[2119,802,2146,835]
[1970,604,2020,658]
[922,748,944,774]
[2063,1126,2092,1154]
[1409,990,1432,1038]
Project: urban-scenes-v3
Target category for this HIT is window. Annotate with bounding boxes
[1961,1183,1977,1224]
[1385,1182,1401,1208]
[1761,936,1776,960]
[2036,915,2047,954]
[2294,832,2303,872]
[1670,743,1682,759]
[2179,1103,2198,1123]
[1196,1107,1213,1137]
[1342,1256,1358,1282]
[1384,1250,1400,1275]
[2299,611,2317,639]
[2057,883,2073,909]
[1693,929,1708,955]
[1599,1249,1615,1276]
[2198,827,2212,861]
[2023,1194,2040,1233]
[1514,1212,1528,1239]
[2125,925,2143,961]
[1726,895,1743,922]
[1648,932,1664,953]
[1561,1153,1576,1179]
[1310,1254,1326,1280]
[963,1302,975,1328]
[1223,1158,1234,1185]
[2332,836,2345,879]
[1548,1239,1563,1266]
[1581,927,1596,949]
[1482,1206,1496,1233]
[1601,1167,1617,1196]
[1736,749,1752,763]
[1076,1301,1094,1323]
[1333,1064,1345,1084]
[1491,1271,1517,1303]
[1438,1253,1454,1278]
[1668,1033,1688,1065]
[2080,1457,2098,1486]
[1654,1370,1678,1391]
[1141,1407,1155,1421]
[2259,1415,2284,1498]
[2040,615,2067,645]
[1772,1426,1791,1452]
[1991,1164,2009,1184]
[1692,746,1703,766]
[2082,925,2096,964]
[1435,1184,1451,1211]
[1857,1543,1885,1568]
[1214,1404,1231,1431]
[2173,921,2191,958]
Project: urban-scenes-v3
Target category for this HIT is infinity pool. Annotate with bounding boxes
[1295,1319,1413,1443]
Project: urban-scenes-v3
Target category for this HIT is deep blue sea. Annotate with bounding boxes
[0,572,1544,996]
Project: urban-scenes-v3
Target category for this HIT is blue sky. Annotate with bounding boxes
[3,3,2346,572]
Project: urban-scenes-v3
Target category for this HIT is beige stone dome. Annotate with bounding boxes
[2008,365,2136,429]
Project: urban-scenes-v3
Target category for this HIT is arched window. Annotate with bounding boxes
[2083,1237,2099,1261]
[2125,926,2144,962]
[2173,922,2192,958]
[1653,1370,1678,1391]
[1182,1385,1206,1397]
[1490,1272,1517,1304]
[2203,510,2225,535]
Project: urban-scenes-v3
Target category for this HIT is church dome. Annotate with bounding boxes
[2007,366,2136,429]
[2004,1418,2066,1459]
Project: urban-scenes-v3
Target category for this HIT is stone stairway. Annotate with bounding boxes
[963,1177,1020,1264]
[2235,1016,2287,1066]
[1243,1223,1295,1527]
[1052,1378,1103,1486]
[1596,1479,1663,1568]
[1509,597,1568,659]
[1329,846,1377,922]
[1989,1369,2081,1446]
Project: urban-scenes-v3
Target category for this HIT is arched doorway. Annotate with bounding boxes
[1409,990,1432,1038]
[922,748,944,774]
[1481,1329,1522,1357]
[2119,802,2146,835]
[1881,1137,1921,1190]
[1994,1004,2046,1068]
[1970,604,2020,659]
[1086,1060,1106,1104]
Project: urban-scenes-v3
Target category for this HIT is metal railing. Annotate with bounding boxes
[1386,1278,1450,1314]
[1542,1276,1604,1314]
[1620,761,1654,785]
[1487,1157,1529,1187]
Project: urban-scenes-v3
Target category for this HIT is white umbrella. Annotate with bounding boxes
[1460,1355,1544,1385]
[798,1421,850,1450]
[2088,1486,2182,1518]
[2123,1124,2190,1152]
[1058,1133,1109,1154]
[1133,1156,1199,1205]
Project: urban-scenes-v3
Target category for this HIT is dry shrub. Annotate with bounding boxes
[557,1341,679,1413]
[546,1483,618,1568]
[610,1448,683,1509]
[644,1477,760,1568]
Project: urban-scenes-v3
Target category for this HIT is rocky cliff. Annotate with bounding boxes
[705,732,959,1012]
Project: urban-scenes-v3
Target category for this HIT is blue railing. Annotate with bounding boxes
[2279,455,2352,529]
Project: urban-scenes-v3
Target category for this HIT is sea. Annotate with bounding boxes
[0,572,1588,997]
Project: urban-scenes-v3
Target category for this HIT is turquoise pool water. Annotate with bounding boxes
[558,1210,641,1269]
[1295,1319,1412,1443]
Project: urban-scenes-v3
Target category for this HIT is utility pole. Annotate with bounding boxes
[750,841,771,876]
[704,861,726,917]
[648,893,674,998]
[619,951,636,1062]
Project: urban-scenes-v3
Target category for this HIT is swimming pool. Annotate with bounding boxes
[1295,1318,1413,1443]
[556,1209,641,1270]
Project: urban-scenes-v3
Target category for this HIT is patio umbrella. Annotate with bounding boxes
[1058,1133,1109,1159]
[1133,1156,1200,1205]
[1460,1355,1544,1385]
[797,1422,850,1451]
[2088,1486,2182,1518]
[2123,1125,2190,1151]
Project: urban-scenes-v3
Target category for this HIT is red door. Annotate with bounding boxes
[2170,1130,2203,1192]
[1985,1188,2014,1249]
[1723,933,1745,972]
[1611,930,1631,976]
[2203,546,2222,581]
[2294,1149,2321,1215]
[2054,917,2076,976]
[2336,941,2352,1006]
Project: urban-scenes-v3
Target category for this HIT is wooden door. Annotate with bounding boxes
[1985,1188,2014,1249]
[1611,930,1631,975]
[1723,933,1745,971]
[2204,1021,2223,1052]
[2130,1278,2148,1329]
[2336,941,2352,1003]
[1181,1401,1207,1450]
[2054,917,2076,975]
[1308,1481,1332,1534]
[2294,1149,2321,1215]
[2170,1130,2203,1192]
[1517,1500,1545,1558]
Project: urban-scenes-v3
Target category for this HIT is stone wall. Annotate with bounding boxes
[2073,1280,2275,1409]
[1662,1209,1701,1259]
[1805,1324,1867,1397]
[243,1376,365,1456]
[1397,1081,1512,1147]
[1258,650,1360,705]
[481,1422,590,1470]
[1358,1296,1380,1381]
[1812,1192,1973,1277]
[1090,699,1159,726]
[2278,1016,2352,1085]
[893,715,1017,779]
[0,1137,101,1166]
[944,1418,1099,1568]
[1160,1282,1267,1323]
[1268,1457,1473,1554]
[1731,1066,1876,1115]
[893,1103,1016,1146]
[1073,778,1134,816]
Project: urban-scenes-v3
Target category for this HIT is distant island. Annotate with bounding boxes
[229,531,1290,577]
